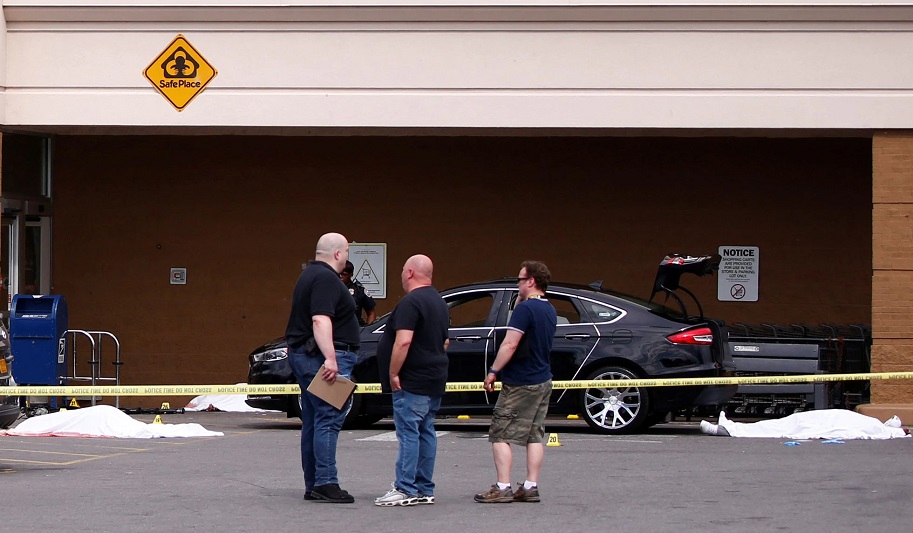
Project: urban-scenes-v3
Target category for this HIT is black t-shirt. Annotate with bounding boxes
[285,261,360,351]
[377,286,449,397]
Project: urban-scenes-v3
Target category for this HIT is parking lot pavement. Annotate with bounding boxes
[2,411,912,532]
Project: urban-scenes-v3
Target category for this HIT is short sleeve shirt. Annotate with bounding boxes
[501,297,557,386]
[286,261,360,350]
[349,281,376,325]
[376,286,450,396]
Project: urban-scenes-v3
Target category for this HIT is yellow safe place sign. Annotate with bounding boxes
[143,34,218,111]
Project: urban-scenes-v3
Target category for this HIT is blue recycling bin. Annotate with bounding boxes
[9,294,68,385]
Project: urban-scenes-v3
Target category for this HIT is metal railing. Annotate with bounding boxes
[64,329,123,407]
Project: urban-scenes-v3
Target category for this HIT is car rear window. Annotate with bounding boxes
[581,301,623,323]
[601,290,687,320]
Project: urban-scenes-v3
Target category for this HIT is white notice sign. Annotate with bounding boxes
[350,243,387,299]
[717,246,759,302]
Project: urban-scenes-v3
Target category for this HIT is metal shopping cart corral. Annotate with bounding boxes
[723,322,871,416]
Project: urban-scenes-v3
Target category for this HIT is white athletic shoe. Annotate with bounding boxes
[374,487,418,507]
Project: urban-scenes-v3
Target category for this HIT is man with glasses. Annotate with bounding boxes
[340,260,377,326]
[474,260,557,504]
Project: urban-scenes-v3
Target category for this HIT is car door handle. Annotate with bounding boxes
[564,334,591,341]
[454,336,483,342]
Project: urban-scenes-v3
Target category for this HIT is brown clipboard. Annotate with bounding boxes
[306,365,357,410]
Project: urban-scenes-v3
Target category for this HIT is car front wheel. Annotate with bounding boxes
[292,385,381,429]
[290,394,302,418]
[579,366,650,434]
[343,392,383,429]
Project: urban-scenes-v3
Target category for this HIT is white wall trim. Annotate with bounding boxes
[5,2,913,24]
[4,2,913,129]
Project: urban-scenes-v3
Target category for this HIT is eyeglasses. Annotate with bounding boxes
[516,277,530,283]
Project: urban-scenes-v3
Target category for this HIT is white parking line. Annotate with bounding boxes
[358,431,450,442]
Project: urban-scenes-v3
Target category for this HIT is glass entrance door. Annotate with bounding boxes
[1,211,51,318]
[1,133,54,320]
[22,217,49,295]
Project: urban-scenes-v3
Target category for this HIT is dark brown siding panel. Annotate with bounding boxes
[52,135,872,400]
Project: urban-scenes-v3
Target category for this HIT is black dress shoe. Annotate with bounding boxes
[310,483,355,503]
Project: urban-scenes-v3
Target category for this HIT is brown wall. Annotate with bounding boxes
[51,135,873,403]
[872,132,913,403]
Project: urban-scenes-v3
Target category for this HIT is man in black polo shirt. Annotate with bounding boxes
[286,232,360,504]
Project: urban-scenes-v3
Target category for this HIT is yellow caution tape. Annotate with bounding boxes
[0,371,907,397]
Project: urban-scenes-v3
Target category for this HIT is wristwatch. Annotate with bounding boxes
[488,367,500,376]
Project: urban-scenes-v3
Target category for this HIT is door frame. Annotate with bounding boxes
[1,198,53,312]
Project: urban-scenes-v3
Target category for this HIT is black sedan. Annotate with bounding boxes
[247,256,737,434]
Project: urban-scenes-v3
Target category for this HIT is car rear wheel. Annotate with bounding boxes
[579,366,650,434]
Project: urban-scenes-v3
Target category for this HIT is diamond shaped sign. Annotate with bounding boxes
[143,34,218,112]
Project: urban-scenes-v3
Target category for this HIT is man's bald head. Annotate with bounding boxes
[406,254,433,279]
[314,232,349,272]
[401,254,435,292]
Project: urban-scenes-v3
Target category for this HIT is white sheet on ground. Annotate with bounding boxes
[0,405,224,438]
[184,384,280,412]
[707,409,908,440]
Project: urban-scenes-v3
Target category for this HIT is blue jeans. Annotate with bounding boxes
[288,347,357,491]
[392,390,442,497]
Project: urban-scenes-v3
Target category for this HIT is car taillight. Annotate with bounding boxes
[667,327,714,345]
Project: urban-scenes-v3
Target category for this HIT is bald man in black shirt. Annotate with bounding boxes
[286,232,360,504]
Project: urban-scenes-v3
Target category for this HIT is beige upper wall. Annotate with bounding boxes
[0,4,6,124]
[3,1,913,129]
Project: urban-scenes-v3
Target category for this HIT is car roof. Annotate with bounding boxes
[441,278,659,310]
[446,278,600,290]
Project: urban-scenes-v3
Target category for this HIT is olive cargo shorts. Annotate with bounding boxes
[488,380,552,446]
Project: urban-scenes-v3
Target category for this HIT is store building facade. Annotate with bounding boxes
[0,1,910,409]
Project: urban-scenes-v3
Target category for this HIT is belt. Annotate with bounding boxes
[333,342,359,351]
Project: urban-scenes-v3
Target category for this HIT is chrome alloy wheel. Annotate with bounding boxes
[581,367,648,434]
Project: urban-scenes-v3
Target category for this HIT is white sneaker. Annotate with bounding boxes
[414,494,435,505]
[374,487,418,507]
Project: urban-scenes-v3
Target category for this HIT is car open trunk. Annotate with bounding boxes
[649,253,721,321]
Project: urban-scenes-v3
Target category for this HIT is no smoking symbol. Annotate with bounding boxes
[730,284,746,299]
